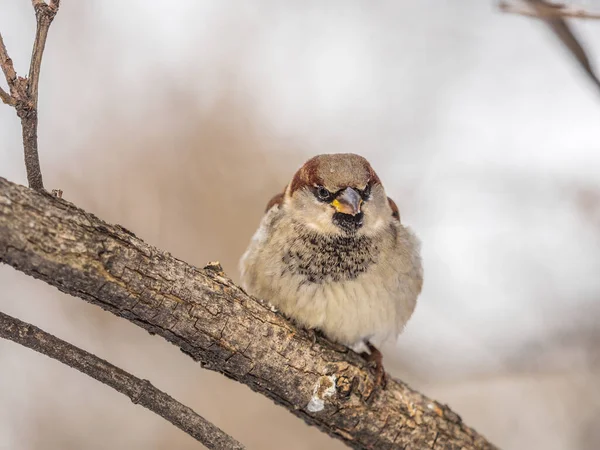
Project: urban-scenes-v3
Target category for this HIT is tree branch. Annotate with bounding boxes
[0,176,498,450]
[499,0,600,19]
[0,32,18,88]
[500,0,600,93]
[0,310,245,450]
[0,1,61,191]
[28,0,59,108]
[0,85,15,106]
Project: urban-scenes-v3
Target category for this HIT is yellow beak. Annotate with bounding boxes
[331,187,363,216]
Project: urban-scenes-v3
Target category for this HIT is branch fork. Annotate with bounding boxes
[0,0,61,191]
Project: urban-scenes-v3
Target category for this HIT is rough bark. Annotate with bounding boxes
[0,176,498,450]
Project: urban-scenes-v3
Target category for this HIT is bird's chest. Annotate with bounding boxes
[279,232,379,284]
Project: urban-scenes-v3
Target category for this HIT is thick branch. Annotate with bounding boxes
[0,177,497,450]
[0,311,245,450]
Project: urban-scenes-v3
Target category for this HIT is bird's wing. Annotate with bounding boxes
[264,191,284,213]
[387,197,400,221]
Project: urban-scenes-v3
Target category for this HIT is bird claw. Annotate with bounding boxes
[361,343,387,389]
[306,328,318,346]
[310,329,317,346]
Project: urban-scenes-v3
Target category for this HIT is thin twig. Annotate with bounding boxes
[0,86,14,106]
[18,103,44,190]
[28,0,59,108]
[0,33,15,106]
[0,32,18,89]
[0,310,245,450]
[0,2,62,191]
[500,0,600,93]
[499,0,600,19]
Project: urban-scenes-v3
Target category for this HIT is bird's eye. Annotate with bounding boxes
[361,184,372,200]
[315,186,332,201]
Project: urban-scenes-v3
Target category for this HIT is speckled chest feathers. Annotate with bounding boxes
[239,153,423,347]
[281,223,377,284]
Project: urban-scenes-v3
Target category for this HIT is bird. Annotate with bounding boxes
[239,153,423,385]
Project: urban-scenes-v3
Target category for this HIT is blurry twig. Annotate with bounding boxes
[0,0,62,191]
[0,311,245,450]
[499,0,600,19]
[499,0,600,93]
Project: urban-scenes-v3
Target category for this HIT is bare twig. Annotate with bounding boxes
[0,177,498,450]
[18,101,45,191]
[0,86,14,106]
[500,0,600,93]
[499,0,600,19]
[0,310,245,450]
[0,32,18,88]
[28,0,60,108]
[0,1,62,190]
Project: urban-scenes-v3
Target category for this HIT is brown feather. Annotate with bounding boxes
[388,197,400,221]
[290,153,381,195]
[289,156,322,195]
[265,192,284,212]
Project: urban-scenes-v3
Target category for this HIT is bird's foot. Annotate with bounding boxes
[360,342,387,388]
[307,328,318,346]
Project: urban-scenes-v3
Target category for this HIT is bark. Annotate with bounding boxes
[0,176,498,450]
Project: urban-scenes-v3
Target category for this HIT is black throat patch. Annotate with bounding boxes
[281,225,378,284]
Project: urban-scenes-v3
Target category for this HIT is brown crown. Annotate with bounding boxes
[289,153,381,195]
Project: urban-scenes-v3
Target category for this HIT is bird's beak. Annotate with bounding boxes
[332,187,363,216]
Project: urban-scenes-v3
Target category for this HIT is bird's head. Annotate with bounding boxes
[284,153,398,235]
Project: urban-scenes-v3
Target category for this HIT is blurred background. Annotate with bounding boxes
[1,1,600,449]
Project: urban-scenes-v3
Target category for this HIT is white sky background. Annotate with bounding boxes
[1,1,600,449]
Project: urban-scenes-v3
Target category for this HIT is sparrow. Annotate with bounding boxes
[239,153,423,385]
